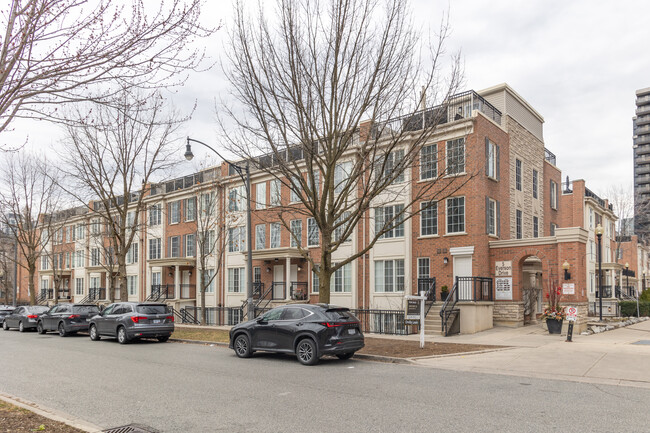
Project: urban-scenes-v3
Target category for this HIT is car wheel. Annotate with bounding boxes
[117,326,129,344]
[89,325,100,341]
[3,321,9,330]
[157,335,170,343]
[296,338,318,366]
[58,323,67,337]
[37,322,46,334]
[18,321,25,332]
[336,352,355,360]
[234,334,252,358]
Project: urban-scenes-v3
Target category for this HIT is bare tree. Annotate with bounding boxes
[606,184,635,262]
[60,88,182,302]
[40,208,77,303]
[0,152,59,305]
[194,178,228,325]
[221,0,467,303]
[0,0,217,141]
[0,234,16,305]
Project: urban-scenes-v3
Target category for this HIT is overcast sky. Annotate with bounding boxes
[4,0,649,198]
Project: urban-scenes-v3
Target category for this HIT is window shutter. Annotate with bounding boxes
[496,201,501,237]
[485,137,489,175]
[495,144,500,181]
[485,196,490,234]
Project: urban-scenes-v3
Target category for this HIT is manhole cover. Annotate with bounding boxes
[632,340,650,345]
[102,424,160,433]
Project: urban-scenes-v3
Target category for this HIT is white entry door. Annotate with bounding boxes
[453,256,473,299]
[182,271,190,298]
[273,265,284,299]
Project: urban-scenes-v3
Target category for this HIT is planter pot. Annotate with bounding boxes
[546,319,563,334]
[440,292,449,302]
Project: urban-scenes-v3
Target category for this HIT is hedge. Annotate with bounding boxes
[618,301,650,317]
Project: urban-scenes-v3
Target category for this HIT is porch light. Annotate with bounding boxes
[563,260,571,281]
[443,257,449,265]
[297,265,302,271]
[266,267,271,273]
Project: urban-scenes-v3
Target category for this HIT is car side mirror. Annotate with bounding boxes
[257,317,266,324]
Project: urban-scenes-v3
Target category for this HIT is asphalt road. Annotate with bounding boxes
[2,329,650,433]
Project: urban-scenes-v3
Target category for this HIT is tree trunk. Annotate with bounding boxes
[28,264,36,305]
[201,284,206,326]
[119,268,128,302]
[53,277,59,305]
[108,275,115,303]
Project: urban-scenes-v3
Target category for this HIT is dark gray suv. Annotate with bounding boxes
[37,304,100,336]
[88,302,174,344]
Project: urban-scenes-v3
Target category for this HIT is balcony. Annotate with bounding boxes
[636,105,650,116]
[544,148,557,166]
[370,90,502,139]
[637,95,650,105]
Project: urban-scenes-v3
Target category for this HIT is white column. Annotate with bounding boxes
[175,265,180,299]
[286,257,291,300]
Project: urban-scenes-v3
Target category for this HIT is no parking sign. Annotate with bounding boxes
[566,306,577,322]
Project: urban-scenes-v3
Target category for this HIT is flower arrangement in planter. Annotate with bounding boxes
[541,286,565,334]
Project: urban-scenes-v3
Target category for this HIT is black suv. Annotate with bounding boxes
[88,302,174,344]
[229,304,364,365]
[37,304,100,336]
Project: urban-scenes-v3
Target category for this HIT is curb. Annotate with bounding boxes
[0,391,103,433]
[170,338,415,364]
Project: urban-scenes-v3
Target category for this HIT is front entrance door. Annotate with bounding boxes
[454,256,472,299]
[182,271,190,298]
[273,265,284,299]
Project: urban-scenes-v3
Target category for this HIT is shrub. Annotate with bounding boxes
[618,301,650,317]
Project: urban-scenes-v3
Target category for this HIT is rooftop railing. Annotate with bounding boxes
[544,148,557,166]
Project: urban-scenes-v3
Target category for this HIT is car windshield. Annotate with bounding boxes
[136,305,168,315]
[323,309,357,321]
[73,306,100,315]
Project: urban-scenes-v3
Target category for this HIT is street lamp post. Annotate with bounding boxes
[595,224,604,321]
[185,138,255,321]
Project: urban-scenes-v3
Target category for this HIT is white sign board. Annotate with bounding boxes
[562,283,575,295]
[495,277,513,300]
[495,261,513,277]
[566,306,578,322]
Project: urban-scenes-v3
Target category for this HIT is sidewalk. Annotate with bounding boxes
[403,319,650,388]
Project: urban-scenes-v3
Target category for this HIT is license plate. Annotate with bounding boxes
[348,328,356,335]
[153,319,161,324]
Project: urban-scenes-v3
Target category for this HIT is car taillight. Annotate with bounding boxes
[166,315,174,322]
[319,321,360,328]
[68,315,80,319]
[27,315,38,319]
[130,316,147,323]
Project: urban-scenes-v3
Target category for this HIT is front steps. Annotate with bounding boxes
[424,303,443,335]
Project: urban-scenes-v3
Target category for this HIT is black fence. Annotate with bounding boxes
[182,307,244,326]
[456,277,493,301]
[350,309,415,335]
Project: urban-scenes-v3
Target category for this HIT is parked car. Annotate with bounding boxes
[37,304,100,336]
[88,302,174,344]
[2,306,49,332]
[0,306,15,325]
[229,304,364,365]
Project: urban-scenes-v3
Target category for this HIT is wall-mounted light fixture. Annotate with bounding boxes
[168,272,173,278]
[266,267,271,273]
[563,260,571,281]
[297,265,302,272]
[188,270,192,277]
[443,257,449,265]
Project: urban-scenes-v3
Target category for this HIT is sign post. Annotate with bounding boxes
[566,306,577,342]
[405,293,426,349]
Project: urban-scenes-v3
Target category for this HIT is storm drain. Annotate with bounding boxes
[102,424,160,433]
[632,340,650,345]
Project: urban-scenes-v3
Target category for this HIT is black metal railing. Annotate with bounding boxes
[89,287,106,301]
[417,277,436,317]
[243,283,274,319]
[37,290,48,305]
[290,282,308,300]
[350,309,415,335]
[589,301,620,317]
[440,281,460,336]
[180,284,196,299]
[58,290,70,300]
[148,284,175,301]
[596,285,613,298]
[371,90,502,139]
[182,307,244,326]
[271,281,286,300]
[456,277,493,301]
[544,148,556,166]
[253,281,264,298]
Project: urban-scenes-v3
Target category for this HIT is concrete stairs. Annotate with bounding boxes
[424,303,443,335]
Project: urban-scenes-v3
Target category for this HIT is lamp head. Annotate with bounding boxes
[595,223,604,236]
[562,260,570,271]
[625,262,629,270]
[184,139,194,161]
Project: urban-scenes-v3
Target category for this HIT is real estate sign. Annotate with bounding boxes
[405,299,420,325]
[495,277,513,300]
